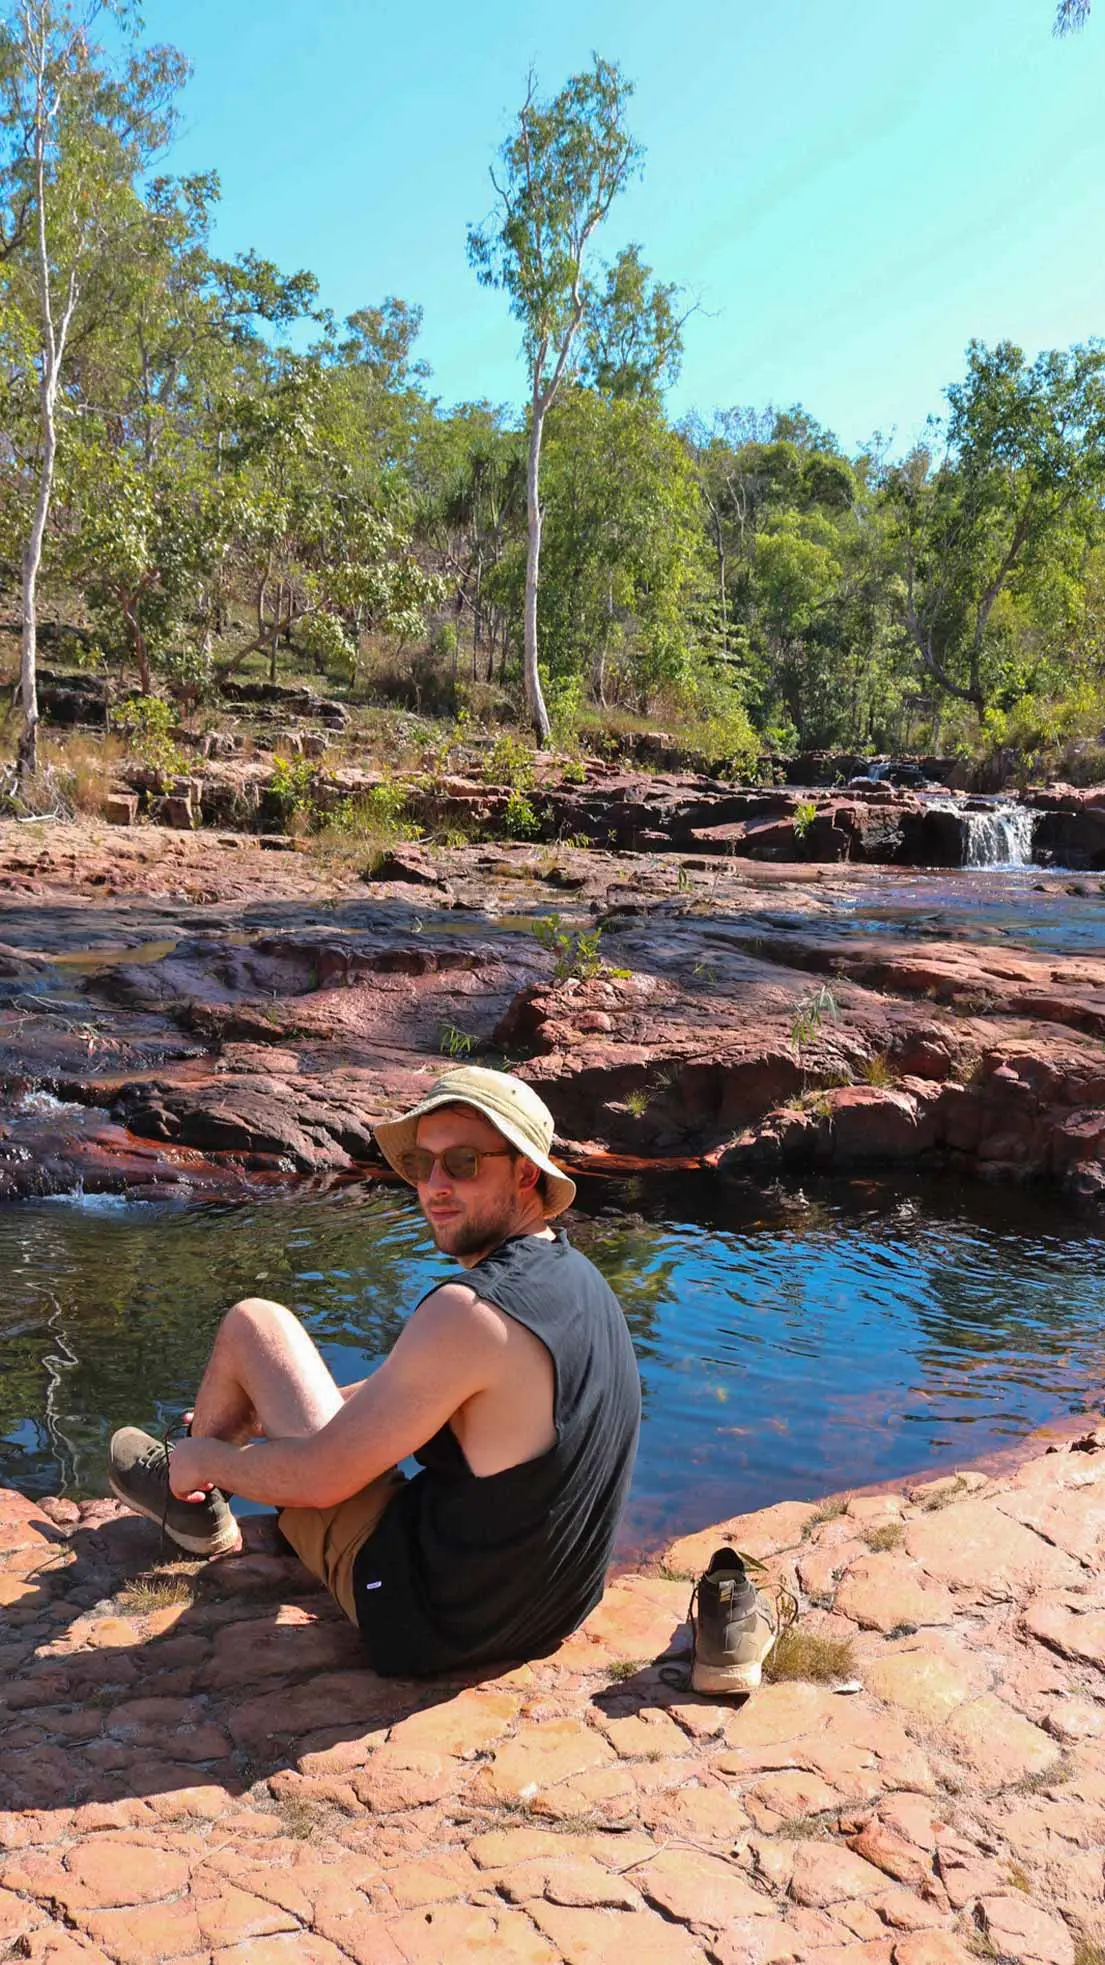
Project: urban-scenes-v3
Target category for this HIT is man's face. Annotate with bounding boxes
[412,1104,539,1262]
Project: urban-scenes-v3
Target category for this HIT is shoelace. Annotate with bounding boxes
[660,1551,799,1690]
[687,1551,798,1648]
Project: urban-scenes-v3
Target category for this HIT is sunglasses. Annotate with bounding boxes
[398,1145,514,1184]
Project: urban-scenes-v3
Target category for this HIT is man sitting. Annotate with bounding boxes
[108,1067,642,1677]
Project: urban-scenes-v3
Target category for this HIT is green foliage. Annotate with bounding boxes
[792,799,818,840]
[269,754,320,825]
[790,984,841,1056]
[1,3,1104,775]
[503,787,540,837]
[484,732,535,789]
[326,782,416,841]
[438,1022,475,1059]
[531,913,605,983]
[114,695,185,777]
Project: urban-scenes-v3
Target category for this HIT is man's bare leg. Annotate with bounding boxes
[183,1297,346,1555]
[190,1296,345,1447]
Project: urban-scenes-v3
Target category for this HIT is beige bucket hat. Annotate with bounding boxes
[374,1066,577,1218]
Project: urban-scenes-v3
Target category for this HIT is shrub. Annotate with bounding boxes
[531,913,605,983]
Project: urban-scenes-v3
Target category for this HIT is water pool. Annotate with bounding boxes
[1,1172,1102,1556]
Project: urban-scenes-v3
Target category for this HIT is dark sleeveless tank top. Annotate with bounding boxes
[351,1228,641,1676]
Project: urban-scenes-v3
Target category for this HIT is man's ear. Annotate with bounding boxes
[516,1156,540,1195]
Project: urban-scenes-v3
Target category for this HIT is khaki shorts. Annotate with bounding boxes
[279,1468,406,1624]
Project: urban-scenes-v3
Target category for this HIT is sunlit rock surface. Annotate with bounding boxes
[1,1418,1103,1962]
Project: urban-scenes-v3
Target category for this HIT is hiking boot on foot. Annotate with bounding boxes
[690,1546,778,1694]
[107,1426,240,1558]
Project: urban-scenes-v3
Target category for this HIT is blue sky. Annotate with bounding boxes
[138,0,1105,454]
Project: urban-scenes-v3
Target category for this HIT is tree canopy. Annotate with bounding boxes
[0,17,1103,777]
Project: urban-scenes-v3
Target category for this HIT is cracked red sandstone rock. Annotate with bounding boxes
[0,1418,1103,1964]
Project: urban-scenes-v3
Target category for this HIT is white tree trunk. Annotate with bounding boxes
[524,397,552,748]
[17,373,56,777]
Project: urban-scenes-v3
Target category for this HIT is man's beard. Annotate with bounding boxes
[427,1197,515,1261]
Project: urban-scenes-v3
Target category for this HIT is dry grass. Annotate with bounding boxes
[863,1521,905,1553]
[115,1563,202,1615]
[271,1792,354,1841]
[764,1626,857,1685]
[1073,1937,1105,1965]
[776,1810,837,1840]
[861,1052,894,1087]
[41,731,127,816]
[801,1496,850,1538]
[919,1474,973,1512]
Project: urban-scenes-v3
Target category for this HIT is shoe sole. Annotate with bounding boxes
[691,1657,765,1694]
[107,1475,241,1558]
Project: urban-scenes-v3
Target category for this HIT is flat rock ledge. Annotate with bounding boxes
[3,1423,1105,1964]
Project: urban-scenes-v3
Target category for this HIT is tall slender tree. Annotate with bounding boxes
[468,58,640,744]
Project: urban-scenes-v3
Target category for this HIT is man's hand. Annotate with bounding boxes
[168,1435,217,1503]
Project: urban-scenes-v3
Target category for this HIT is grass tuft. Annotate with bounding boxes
[801,1496,850,1538]
[765,1626,857,1686]
[777,1810,837,1840]
[272,1792,353,1841]
[919,1473,972,1512]
[606,1659,648,1683]
[115,1564,201,1614]
[863,1521,904,1553]
[1074,1938,1105,1965]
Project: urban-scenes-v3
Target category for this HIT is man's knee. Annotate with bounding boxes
[223,1296,298,1345]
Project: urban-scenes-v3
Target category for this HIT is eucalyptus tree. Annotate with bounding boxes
[883,340,1105,721]
[0,0,186,772]
[468,58,642,744]
[533,387,709,712]
[1054,1,1090,30]
[60,170,319,694]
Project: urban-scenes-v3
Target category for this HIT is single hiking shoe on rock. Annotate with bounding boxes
[690,1545,779,1694]
[107,1426,239,1557]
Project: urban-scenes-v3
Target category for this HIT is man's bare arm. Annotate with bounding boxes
[169,1285,508,1508]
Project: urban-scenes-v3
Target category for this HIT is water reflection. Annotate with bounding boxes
[0,1173,1101,1556]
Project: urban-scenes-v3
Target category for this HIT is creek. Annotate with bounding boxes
[1,1170,1101,1558]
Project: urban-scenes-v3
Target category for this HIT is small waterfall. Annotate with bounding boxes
[963,802,1035,868]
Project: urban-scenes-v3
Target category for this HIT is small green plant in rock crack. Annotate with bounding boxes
[531,913,605,984]
[439,1022,476,1060]
[792,798,818,841]
[790,984,841,1088]
[605,1658,648,1683]
[624,1087,650,1118]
